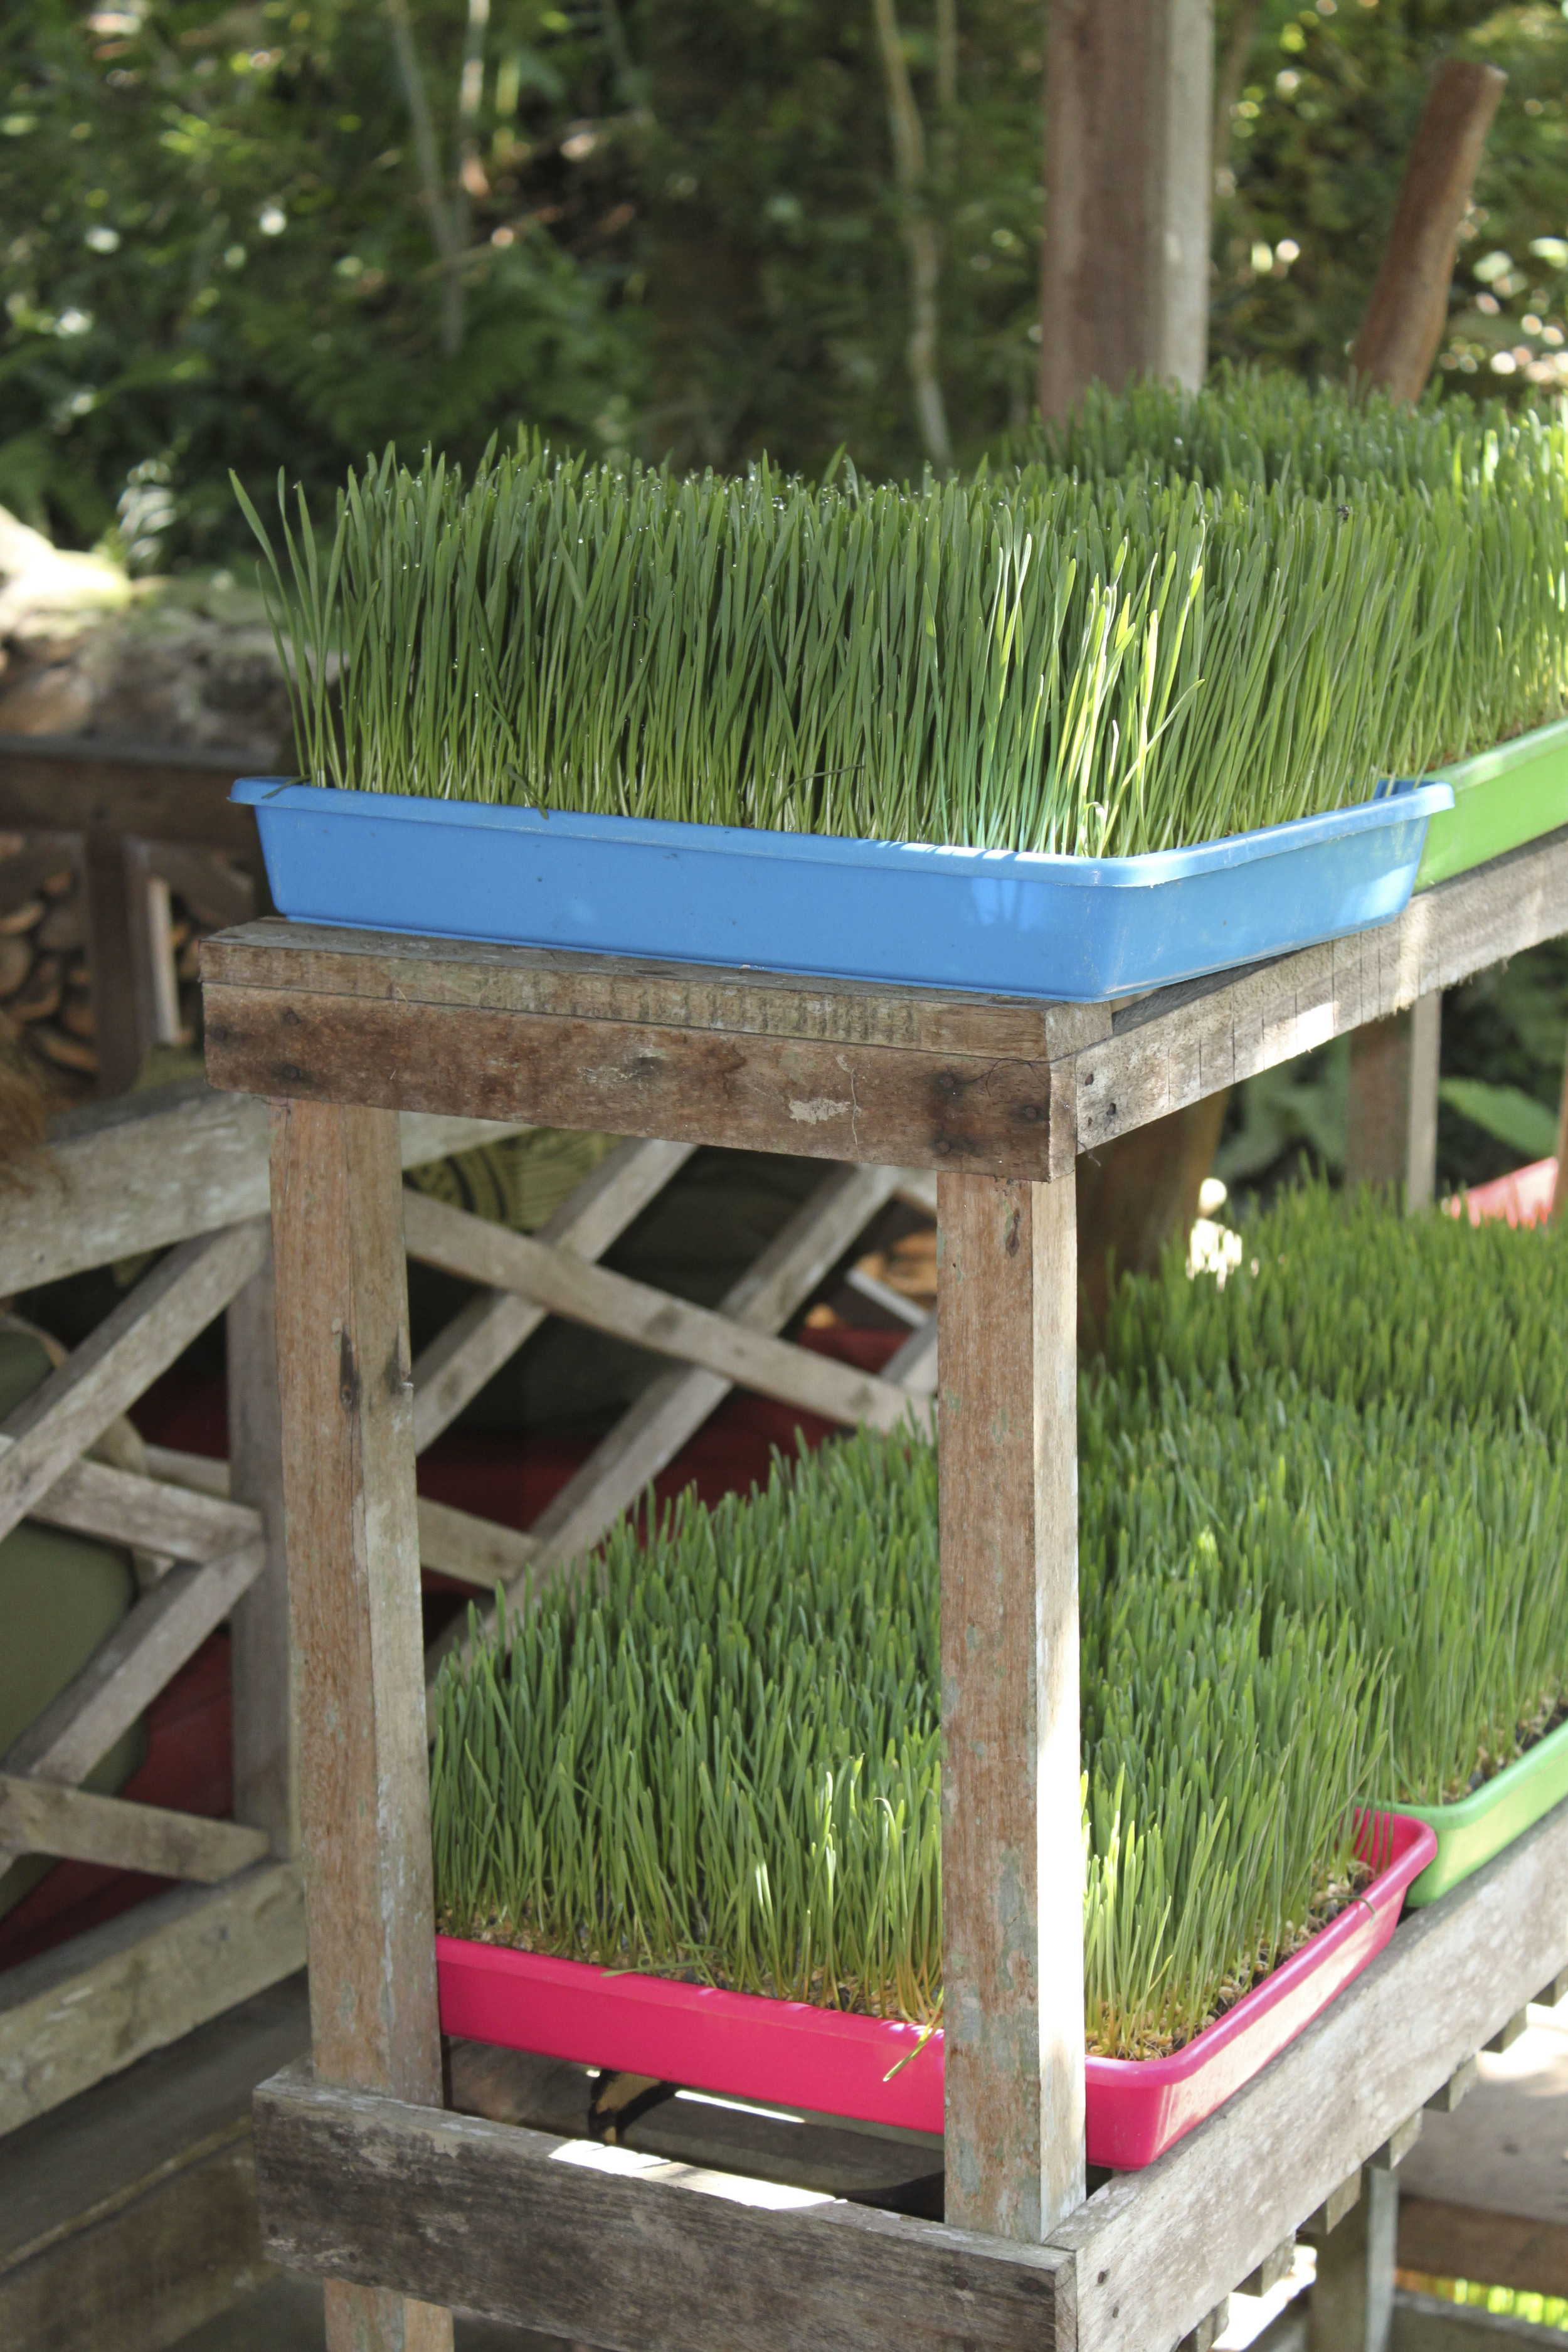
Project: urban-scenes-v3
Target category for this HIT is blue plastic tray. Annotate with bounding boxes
[233,776,1453,1004]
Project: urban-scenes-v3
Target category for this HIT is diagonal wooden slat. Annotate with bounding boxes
[410,1138,695,1453]
[27,1455,262,1562]
[137,1444,534,1595]
[884,1307,937,1395]
[415,1496,534,1589]
[401,1192,929,1443]
[0,1773,270,1882]
[0,1221,268,1548]
[422,1162,923,1707]
[4,1542,266,1785]
[519,1162,913,1570]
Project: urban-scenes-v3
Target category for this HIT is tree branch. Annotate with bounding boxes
[384,0,465,357]
[870,0,953,468]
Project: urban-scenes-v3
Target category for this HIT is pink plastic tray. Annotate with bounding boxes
[437,1810,1434,2167]
[1447,1156,1557,1229]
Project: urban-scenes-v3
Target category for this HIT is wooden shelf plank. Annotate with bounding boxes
[1046,1791,1568,2352]
[254,2063,1071,2352]
[202,828,1568,1176]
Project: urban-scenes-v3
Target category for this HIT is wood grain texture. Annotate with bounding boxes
[1046,1793,1568,2352]
[0,1862,304,2136]
[4,1544,266,1784]
[202,918,1108,1061]
[938,1171,1084,2240]
[1346,1013,1416,1192]
[0,1219,268,1547]
[254,2065,1073,2352]
[228,1249,297,1857]
[1076,832,1568,1150]
[401,1189,929,1438]
[1350,61,1507,402]
[413,1495,534,1588]
[0,731,267,852]
[268,1098,452,2352]
[205,980,1065,1179]
[80,829,151,1098]
[0,1772,270,1882]
[26,1454,262,1558]
[268,1101,442,2103]
[0,1079,527,1298]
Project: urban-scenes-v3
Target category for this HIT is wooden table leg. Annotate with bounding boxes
[1345,995,1440,1209]
[938,1170,1085,2239]
[268,1099,452,2352]
[1310,2168,1397,2352]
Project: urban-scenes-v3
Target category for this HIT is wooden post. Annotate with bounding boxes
[1344,995,1440,1210]
[937,1171,1084,2240]
[80,830,151,1098]
[268,1099,452,2352]
[228,1247,295,1856]
[1351,61,1507,403]
[1040,0,1214,422]
[1308,2169,1397,2352]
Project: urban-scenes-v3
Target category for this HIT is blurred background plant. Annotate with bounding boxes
[13,0,1568,575]
[8,0,1568,1186]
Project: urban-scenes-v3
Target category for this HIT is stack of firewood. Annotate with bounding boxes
[0,837,207,1098]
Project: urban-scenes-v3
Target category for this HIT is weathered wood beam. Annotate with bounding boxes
[938,1171,1084,2238]
[414,1495,534,1589]
[0,1862,304,2136]
[228,1247,296,1857]
[254,2065,1073,2352]
[1074,831,1568,1155]
[401,1191,930,1439]
[0,1079,529,1299]
[26,1453,262,1559]
[1345,992,1441,1207]
[0,1220,268,1546]
[0,1773,269,1882]
[4,1543,267,1784]
[0,730,265,851]
[268,1099,452,2352]
[1045,1789,1568,2352]
[410,1137,695,1453]
[202,922,1093,1180]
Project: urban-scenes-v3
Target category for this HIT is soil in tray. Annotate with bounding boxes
[436,1810,1435,2168]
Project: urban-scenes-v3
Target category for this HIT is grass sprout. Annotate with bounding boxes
[236,371,1568,857]
[430,1417,1383,2060]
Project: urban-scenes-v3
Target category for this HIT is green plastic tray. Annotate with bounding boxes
[1394,1714,1568,1906]
[1415,717,1568,890]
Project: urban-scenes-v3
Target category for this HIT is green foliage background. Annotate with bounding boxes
[9,0,1568,571]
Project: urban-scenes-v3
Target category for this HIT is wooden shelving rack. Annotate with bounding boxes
[201,822,1568,2352]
